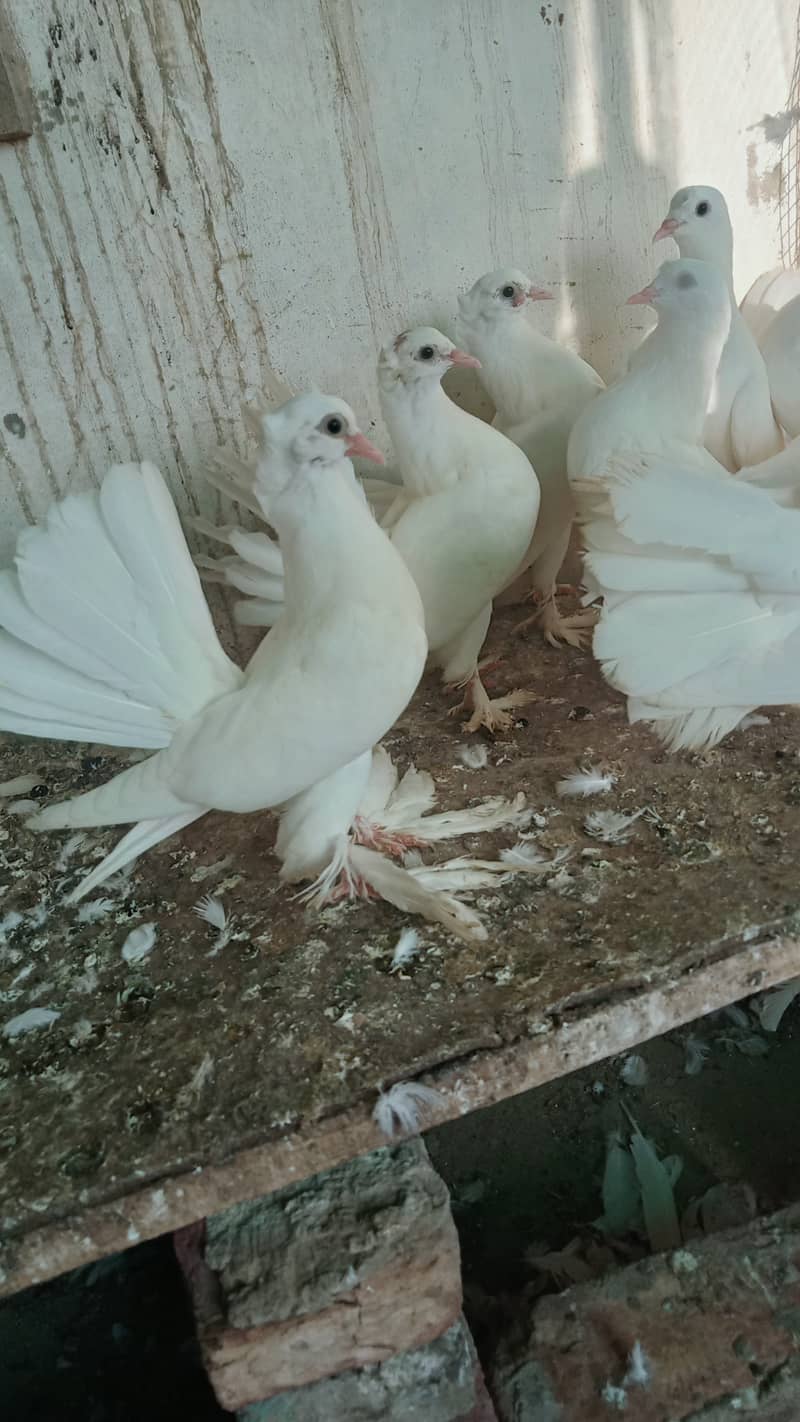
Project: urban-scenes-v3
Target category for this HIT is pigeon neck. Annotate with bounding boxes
[631,309,729,441]
[462,316,552,423]
[270,464,385,602]
[380,377,458,466]
[677,232,736,300]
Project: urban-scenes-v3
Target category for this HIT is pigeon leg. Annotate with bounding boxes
[516,589,598,647]
[352,816,428,857]
[449,670,536,734]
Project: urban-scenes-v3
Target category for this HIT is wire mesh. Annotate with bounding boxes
[779,3,800,266]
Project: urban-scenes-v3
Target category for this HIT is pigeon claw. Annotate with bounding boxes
[450,670,536,735]
[516,597,598,648]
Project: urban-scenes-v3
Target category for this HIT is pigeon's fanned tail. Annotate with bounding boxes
[66,810,205,903]
[0,463,241,748]
[586,452,800,751]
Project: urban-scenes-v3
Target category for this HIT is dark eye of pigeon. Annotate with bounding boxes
[677,272,697,289]
[695,200,709,216]
[419,345,435,361]
[325,416,343,435]
[501,284,515,299]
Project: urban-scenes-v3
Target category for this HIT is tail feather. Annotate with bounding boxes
[628,701,753,753]
[194,554,283,600]
[67,810,204,903]
[233,598,283,627]
[0,463,241,749]
[30,750,198,830]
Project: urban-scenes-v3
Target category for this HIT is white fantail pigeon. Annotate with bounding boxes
[377,327,541,733]
[457,268,604,647]
[756,294,800,440]
[570,259,800,751]
[653,185,783,470]
[0,393,429,901]
[740,265,800,345]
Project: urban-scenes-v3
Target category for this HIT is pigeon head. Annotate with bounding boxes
[378,327,480,388]
[626,258,731,327]
[458,268,553,325]
[249,392,383,503]
[652,185,732,268]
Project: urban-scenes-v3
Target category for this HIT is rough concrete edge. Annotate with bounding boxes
[2,931,798,1298]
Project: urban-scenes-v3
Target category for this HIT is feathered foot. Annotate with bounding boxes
[516,594,598,648]
[448,671,536,734]
[324,871,377,904]
[352,816,428,857]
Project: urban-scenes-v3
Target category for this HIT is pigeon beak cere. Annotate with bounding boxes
[653,216,684,242]
[345,431,385,464]
[527,286,554,302]
[447,348,482,369]
[626,283,660,307]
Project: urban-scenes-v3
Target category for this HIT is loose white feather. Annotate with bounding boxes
[557,766,616,797]
[389,927,420,972]
[372,1081,444,1137]
[584,808,642,843]
[121,922,157,964]
[457,744,489,770]
[3,1007,60,1038]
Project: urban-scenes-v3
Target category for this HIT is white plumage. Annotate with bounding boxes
[653,185,783,470]
[571,259,800,750]
[757,294,800,440]
[378,326,541,732]
[458,267,604,647]
[1,394,428,899]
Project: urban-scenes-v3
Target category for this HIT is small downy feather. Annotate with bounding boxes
[584,808,642,843]
[557,765,616,797]
[620,1054,648,1087]
[373,1080,444,1137]
[121,922,157,964]
[389,927,420,972]
[193,893,233,956]
[684,1035,710,1075]
[623,1342,651,1389]
[3,1006,60,1038]
[457,744,489,770]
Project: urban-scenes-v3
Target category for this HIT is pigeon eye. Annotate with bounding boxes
[418,345,435,361]
[325,416,343,435]
[501,284,515,299]
[695,200,709,216]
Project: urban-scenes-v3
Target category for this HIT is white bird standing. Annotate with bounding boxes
[377,327,541,733]
[653,184,783,470]
[570,258,800,751]
[0,393,429,900]
[457,268,604,647]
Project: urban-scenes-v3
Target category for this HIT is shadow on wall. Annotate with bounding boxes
[556,0,678,384]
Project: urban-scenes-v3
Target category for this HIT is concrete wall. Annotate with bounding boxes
[0,0,796,562]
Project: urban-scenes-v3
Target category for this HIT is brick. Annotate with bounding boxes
[186,1140,462,1411]
[489,1204,800,1421]
[237,1316,498,1421]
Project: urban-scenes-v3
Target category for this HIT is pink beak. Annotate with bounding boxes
[345,431,385,465]
[626,283,660,306]
[653,216,684,243]
[448,348,481,369]
[527,286,554,302]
